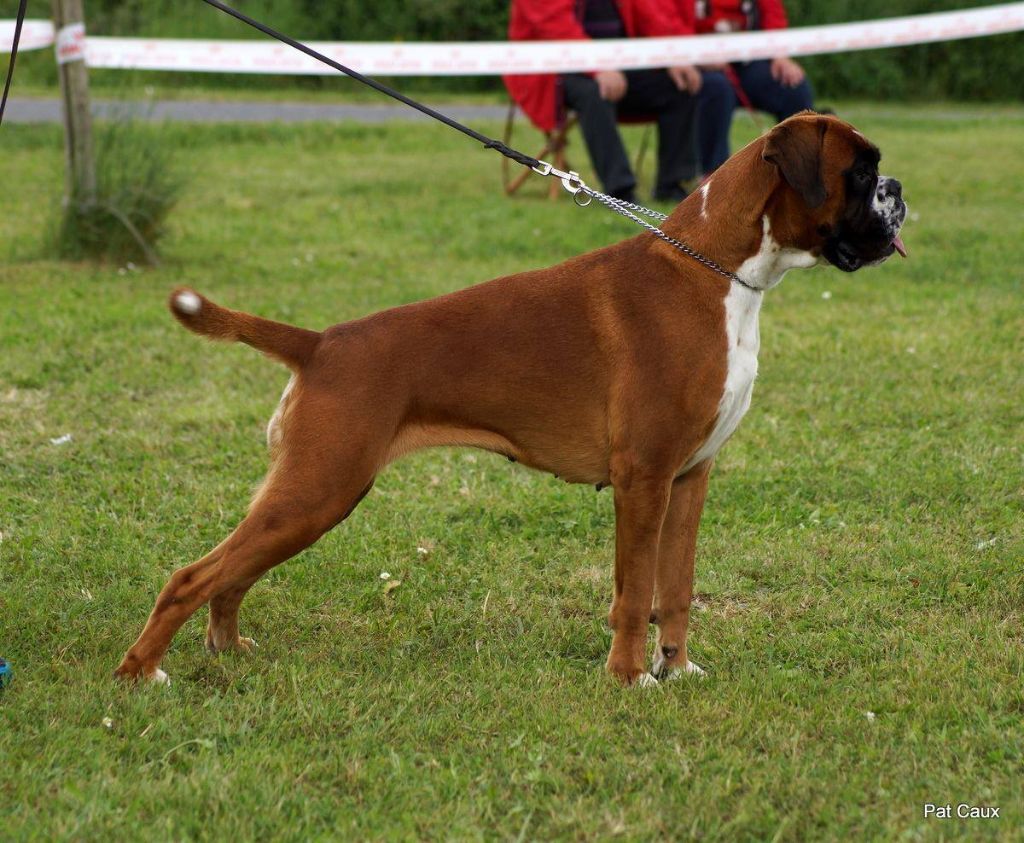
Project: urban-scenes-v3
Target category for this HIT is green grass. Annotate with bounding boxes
[1,105,1022,841]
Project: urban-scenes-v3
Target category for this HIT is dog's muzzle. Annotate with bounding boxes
[875,176,908,258]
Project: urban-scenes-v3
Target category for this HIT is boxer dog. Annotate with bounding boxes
[116,112,906,687]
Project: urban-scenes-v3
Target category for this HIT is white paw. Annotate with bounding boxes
[663,661,706,681]
[635,672,659,688]
[147,668,170,685]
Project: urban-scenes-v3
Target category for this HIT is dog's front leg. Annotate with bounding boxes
[606,462,673,686]
[651,462,711,680]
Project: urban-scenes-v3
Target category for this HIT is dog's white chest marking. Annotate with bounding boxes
[684,284,761,471]
[738,215,821,291]
[682,217,816,472]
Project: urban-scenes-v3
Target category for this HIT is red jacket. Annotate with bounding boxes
[690,0,789,34]
[504,0,695,132]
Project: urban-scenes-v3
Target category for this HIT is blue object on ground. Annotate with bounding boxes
[0,658,11,688]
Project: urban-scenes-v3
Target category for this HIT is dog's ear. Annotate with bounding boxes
[763,116,827,209]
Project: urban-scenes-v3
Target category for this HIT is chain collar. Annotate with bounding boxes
[531,160,761,294]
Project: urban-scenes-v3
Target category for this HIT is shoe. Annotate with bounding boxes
[653,184,689,203]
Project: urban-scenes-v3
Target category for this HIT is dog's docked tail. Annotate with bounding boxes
[169,287,320,371]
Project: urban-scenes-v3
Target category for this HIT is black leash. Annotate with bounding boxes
[0,0,28,127]
[198,0,755,291]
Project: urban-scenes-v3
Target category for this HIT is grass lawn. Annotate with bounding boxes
[1,105,1022,840]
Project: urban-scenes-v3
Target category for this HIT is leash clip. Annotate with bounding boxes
[531,159,592,206]
[561,171,592,206]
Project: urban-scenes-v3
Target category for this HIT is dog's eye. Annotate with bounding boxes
[853,166,873,185]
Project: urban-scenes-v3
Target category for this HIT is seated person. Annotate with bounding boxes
[682,0,815,173]
[505,0,731,203]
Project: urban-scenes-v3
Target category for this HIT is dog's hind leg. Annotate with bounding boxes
[204,477,374,655]
[205,587,257,655]
[650,462,711,680]
[114,412,386,684]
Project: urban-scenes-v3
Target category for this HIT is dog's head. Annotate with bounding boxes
[762,112,907,272]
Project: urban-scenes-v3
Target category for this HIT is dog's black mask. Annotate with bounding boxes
[824,149,907,272]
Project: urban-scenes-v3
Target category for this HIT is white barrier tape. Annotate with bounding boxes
[55,23,86,65]
[4,4,1024,75]
[0,19,55,53]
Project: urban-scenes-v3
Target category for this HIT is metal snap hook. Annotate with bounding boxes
[559,171,592,206]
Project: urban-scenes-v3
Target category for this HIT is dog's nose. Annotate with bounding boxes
[883,178,903,201]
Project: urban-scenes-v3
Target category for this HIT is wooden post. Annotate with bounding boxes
[52,0,94,206]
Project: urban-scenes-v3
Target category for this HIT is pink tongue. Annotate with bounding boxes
[893,235,907,258]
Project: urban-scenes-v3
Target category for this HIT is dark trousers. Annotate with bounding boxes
[698,60,815,172]
[561,69,701,198]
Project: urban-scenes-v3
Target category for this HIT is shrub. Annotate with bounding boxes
[52,107,182,265]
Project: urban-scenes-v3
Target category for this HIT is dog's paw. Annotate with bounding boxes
[660,661,706,681]
[114,655,168,685]
[237,637,258,653]
[606,658,659,687]
[206,632,258,655]
[651,648,671,678]
[652,642,706,680]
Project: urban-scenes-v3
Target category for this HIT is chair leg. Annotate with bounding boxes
[548,115,577,200]
[550,131,567,200]
[503,112,560,196]
[501,104,580,200]
[502,102,547,196]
